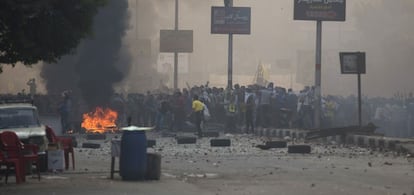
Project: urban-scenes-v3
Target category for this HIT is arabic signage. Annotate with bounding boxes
[160,30,193,53]
[339,52,366,74]
[294,0,346,21]
[211,6,251,34]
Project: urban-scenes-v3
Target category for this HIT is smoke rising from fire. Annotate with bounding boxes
[40,0,130,108]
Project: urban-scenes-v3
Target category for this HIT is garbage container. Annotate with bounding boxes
[146,152,161,180]
[119,129,147,181]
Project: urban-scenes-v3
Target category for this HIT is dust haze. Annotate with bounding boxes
[0,0,413,98]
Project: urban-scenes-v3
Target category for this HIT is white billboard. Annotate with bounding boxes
[160,30,193,53]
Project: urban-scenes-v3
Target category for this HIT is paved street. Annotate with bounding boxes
[1,131,413,195]
[1,1,414,194]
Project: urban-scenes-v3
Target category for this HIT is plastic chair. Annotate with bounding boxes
[46,126,75,170]
[0,149,25,184]
[0,131,40,184]
[0,149,5,181]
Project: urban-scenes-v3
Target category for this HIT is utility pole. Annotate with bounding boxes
[293,0,345,129]
[225,0,233,89]
[314,20,322,129]
[173,0,179,89]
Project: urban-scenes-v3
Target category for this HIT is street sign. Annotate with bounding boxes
[339,52,366,74]
[294,0,346,21]
[211,6,251,34]
[159,30,193,53]
[339,51,366,127]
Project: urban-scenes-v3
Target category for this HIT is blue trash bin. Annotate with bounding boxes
[119,129,147,180]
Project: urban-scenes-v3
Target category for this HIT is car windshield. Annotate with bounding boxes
[0,107,41,129]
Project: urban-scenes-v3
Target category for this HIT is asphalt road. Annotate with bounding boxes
[1,128,413,195]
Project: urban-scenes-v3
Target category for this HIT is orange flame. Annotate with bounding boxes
[81,107,118,133]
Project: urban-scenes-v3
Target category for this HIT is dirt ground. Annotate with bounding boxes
[1,132,413,195]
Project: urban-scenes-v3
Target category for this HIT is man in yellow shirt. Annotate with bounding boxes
[225,95,237,133]
[192,95,204,138]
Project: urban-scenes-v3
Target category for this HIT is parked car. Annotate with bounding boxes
[0,100,48,154]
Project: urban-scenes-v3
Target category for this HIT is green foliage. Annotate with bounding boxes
[0,0,107,72]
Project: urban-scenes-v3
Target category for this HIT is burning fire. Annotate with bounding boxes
[81,107,118,133]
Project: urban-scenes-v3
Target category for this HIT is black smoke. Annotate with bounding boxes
[40,0,130,109]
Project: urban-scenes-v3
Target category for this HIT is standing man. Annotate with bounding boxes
[286,88,298,128]
[26,78,37,98]
[225,94,237,133]
[245,88,255,134]
[192,95,204,138]
[171,91,185,131]
[58,90,72,133]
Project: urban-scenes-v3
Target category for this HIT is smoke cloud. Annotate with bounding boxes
[40,0,130,108]
[2,0,414,99]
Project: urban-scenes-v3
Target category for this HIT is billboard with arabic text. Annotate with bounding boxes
[294,0,346,21]
[211,6,251,34]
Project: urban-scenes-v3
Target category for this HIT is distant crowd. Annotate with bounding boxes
[2,83,414,138]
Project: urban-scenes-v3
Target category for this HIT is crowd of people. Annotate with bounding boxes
[2,82,414,138]
[107,83,414,138]
[119,84,304,134]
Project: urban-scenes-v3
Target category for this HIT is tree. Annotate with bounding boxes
[0,0,107,72]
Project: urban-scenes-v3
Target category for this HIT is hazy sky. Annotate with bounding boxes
[1,0,413,98]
